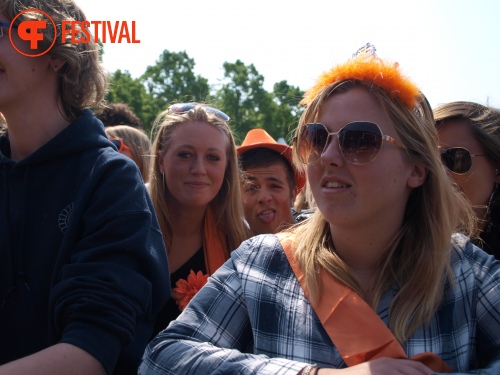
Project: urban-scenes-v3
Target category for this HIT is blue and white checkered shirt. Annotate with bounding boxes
[140,233,500,375]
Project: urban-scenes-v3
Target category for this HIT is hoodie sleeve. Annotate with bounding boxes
[49,151,170,374]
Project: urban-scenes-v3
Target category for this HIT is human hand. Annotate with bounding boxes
[316,357,434,375]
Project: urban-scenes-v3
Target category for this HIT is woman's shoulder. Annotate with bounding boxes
[230,234,287,267]
[451,232,492,259]
[232,233,282,254]
[450,233,500,282]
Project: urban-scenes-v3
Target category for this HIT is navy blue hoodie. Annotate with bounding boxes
[0,110,170,374]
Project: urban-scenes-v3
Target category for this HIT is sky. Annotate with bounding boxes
[80,0,500,110]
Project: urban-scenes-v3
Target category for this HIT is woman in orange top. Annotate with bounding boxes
[148,103,248,335]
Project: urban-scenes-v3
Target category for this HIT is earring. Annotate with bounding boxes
[161,172,166,190]
[53,66,58,72]
[495,169,499,176]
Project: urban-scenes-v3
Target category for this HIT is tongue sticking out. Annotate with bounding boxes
[258,210,276,224]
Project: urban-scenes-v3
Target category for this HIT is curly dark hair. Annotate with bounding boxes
[94,103,143,129]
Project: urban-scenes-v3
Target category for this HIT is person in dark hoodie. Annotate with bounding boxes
[0,1,170,375]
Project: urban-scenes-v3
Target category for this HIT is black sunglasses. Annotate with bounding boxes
[294,121,404,165]
[169,103,230,122]
[440,147,486,174]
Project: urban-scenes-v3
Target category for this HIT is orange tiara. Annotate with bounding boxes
[301,43,421,109]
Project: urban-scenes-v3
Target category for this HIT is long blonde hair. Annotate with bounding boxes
[149,104,248,254]
[291,81,474,343]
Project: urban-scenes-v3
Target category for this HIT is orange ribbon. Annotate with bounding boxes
[278,233,451,373]
[203,206,229,275]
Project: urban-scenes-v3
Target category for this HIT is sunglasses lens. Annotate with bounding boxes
[441,148,472,174]
[297,122,384,165]
[169,103,230,122]
[339,122,383,164]
[207,107,231,122]
[169,103,196,113]
[298,123,329,164]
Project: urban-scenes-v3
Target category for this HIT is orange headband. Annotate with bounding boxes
[301,44,421,109]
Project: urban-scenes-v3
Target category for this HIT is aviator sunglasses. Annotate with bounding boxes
[440,147,486,175]
[295,121,404,165]
[169,103,230,122]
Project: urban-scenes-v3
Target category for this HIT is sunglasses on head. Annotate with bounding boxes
[440,147,486,174]
[110,138,132,153]
[169,103,230,122]
[294,121,404,165]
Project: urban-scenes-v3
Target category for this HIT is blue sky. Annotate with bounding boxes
[81,0,500,109]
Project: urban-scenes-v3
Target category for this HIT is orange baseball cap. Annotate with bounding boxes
[237,128,306,191]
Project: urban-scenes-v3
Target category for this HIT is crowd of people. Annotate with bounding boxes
[0,1,499,375]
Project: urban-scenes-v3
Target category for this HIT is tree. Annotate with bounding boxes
[272,81,305,142]
[212,60,278,142]
[140,50,210,123]
[105,69,156,133]
[105,53,305,140]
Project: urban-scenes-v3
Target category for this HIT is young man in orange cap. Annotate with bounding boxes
[237,129,306,235]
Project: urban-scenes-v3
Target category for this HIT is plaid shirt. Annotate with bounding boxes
[140,233,500,375]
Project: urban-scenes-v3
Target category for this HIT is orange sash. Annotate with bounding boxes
[203,206,229,275]
[278,233,451,373]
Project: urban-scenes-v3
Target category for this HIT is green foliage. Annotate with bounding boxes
[211,60,275,142]
[272,80,305,143]
[105,69,156,134]
[105,49,304,140]
[140,50,210,128]
[211,60,303,143]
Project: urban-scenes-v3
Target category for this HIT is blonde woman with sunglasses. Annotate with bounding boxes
[140,45,500,375]
[148,103,248,337]
[0,1,170,374]
[434,101,500,258]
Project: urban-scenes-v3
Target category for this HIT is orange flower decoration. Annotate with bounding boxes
[171,270,209,311]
